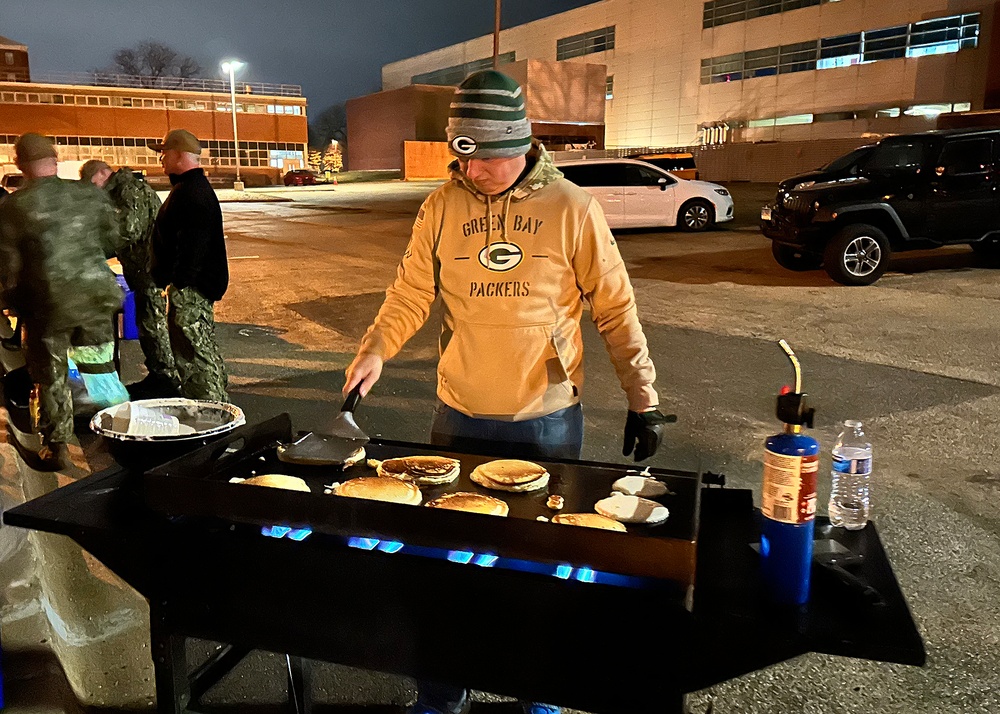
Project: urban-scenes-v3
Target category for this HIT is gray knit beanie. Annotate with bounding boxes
[447,70,532,159]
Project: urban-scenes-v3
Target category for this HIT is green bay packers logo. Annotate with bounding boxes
[451,135,477,156]
[478,242,523,272]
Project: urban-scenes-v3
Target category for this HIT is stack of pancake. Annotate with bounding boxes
[470,459,549,492]
[377,455,461,485]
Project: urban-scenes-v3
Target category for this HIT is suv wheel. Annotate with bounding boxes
[771,243,822,272]
[679,199,714,232]
[823,224,891,286]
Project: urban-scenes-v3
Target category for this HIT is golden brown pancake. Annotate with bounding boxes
[377,455,460,485]
[551,512,628,532]
[425,492,509,516]
[241,474,311,492]
[470,459,549,492]
[334,477,422,505]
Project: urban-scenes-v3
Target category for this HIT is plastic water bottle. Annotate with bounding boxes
[828,420,873,530]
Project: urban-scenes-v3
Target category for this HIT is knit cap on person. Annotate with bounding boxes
[14,133,57,164]
[446,70,531,160]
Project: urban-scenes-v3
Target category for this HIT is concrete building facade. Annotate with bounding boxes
[381,0,994,150]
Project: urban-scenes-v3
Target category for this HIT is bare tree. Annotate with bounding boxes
[105,41,202,87]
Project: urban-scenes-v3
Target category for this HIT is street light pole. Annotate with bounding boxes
[221,60,245,188]
[493,0,502,69]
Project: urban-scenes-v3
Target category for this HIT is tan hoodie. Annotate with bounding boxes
[359,143,658,420]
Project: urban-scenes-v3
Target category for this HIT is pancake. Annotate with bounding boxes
[551,512,627,532]
[377,455,461,485]
[612,475,669,498]
[470,459,549,493]
[425,492,509,516]
[595,493,669,525]
[240,474,311,492]
[334,477,422,505]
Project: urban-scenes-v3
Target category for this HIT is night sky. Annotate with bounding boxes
[0,0,599,115]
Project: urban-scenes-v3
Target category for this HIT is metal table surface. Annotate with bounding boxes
[3,456,924,714]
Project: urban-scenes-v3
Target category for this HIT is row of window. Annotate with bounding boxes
[0,90,304,115]
[703,0,834,29]
[556,26,615,61]
[411,52,516,86]
[701,12,979,84]
[742,102,971,128]
[0,135,304,152]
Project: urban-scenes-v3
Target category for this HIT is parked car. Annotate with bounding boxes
[761,129,1000,285]
[778,144,876,193]
[556,158,734,231]
[283,169,320,186]
[626,151,699,180]
[1,173,24,192]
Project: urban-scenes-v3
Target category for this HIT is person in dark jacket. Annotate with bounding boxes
[149,129,229,402]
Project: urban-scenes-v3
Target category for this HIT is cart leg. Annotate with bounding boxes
[151,608,190,714]
[286,655,312,714]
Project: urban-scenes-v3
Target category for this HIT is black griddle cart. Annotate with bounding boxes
[4,414,925,714]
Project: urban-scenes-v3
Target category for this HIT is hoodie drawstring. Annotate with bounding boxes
[483,191,515,255]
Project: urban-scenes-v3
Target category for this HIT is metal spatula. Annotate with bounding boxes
[277,385,369,466]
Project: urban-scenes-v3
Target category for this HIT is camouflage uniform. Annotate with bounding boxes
[104,169,177,383]
[166,286,228,401]
[0,177,126,445]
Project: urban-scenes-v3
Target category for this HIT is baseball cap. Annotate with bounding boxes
[149,129,202,154]
[14,133,57,164]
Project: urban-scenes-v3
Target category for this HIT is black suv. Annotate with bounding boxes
[761,129,1000,285]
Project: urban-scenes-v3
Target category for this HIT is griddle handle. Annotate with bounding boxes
[341,383,363,414]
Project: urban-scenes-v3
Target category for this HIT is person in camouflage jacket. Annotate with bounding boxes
[0,134,128,465]
[82,161,179,397]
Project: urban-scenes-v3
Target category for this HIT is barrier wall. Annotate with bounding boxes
[403,141,452,180]
[693,138,874,183]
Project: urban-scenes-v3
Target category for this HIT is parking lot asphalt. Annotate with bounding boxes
[2,179,999,713]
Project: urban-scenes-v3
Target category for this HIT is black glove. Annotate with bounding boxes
[623,409,676,462]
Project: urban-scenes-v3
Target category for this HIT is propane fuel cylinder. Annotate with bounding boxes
[760,340,819,606]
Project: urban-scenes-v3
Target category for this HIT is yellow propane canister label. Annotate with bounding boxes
[762,449,818,525]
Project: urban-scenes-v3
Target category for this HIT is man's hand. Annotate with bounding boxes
[344,352,384,398]
[622,409,677,462]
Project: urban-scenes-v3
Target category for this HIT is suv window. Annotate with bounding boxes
[821,145,874,173]
[937,138,993,176]
[865,141,928,173]
[625,164,673,186]
[559,163,626,187]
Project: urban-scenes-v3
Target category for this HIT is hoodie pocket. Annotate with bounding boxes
[438,322,574,417]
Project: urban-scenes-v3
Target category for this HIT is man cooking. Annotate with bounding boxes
[343,69,671,714]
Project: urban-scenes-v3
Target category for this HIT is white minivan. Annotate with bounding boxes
[555,158,734,231]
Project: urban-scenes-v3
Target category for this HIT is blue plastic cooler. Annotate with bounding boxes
[115,274,140,340]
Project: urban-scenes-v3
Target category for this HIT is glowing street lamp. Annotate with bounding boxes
[221,59,246,187]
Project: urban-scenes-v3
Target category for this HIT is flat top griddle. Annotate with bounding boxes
[144,414,702,584]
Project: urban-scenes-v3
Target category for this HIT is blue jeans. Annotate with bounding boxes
[412,403,577,714]
[430,402,583,460]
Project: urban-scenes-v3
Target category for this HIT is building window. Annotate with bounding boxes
[704,0,831,29]
[411,52,516,86]
[606,75,614,100]
[4,52,13,65]
[700,12,980,84]
[556,26,615,61]
[907,14,980,58]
